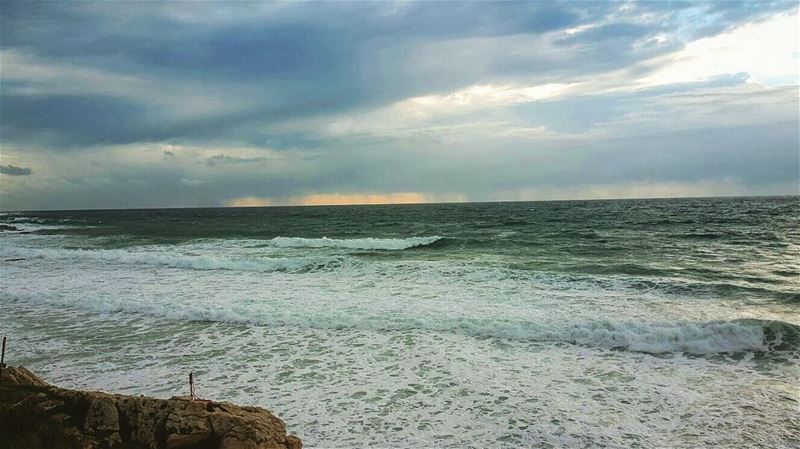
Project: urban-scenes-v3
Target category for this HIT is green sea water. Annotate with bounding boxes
[1,196,798,447]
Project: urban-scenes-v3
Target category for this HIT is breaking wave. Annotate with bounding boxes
[263,236,443,250]
[555,319,796,354]
[5,284,797,355]
[0,246,341,273]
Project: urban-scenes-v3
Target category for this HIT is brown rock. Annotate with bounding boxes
[0,366,302,449]
[0,365,49,386]
[165,399,213,448]
[84,396,122,447]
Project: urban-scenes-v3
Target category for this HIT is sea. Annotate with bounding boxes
[1,196,798,448]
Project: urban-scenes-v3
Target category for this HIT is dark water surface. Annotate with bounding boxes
[2,196,798,447]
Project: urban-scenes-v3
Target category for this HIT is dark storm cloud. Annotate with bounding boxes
[0,164,32,176]
[0,1,797,209]
[1,1,790,151]
[0,94,158,148]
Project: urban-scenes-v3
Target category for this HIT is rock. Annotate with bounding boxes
[0,365,49,386]
[84,396,122,448]
[0,366,302,449]
[164,399,213,448]
[116,395,164,447]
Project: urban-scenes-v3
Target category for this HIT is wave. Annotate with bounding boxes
[0,246,341,273]
[619,276,800,303]
[571,263,667,277]
[0,223,78,233]
[436,318,797,355]
[262,235,443,250]
[561,319,797,354]
[0,216,87,233]
[5,286,797,355]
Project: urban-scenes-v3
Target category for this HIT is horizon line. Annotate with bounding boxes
[1,193,796,214]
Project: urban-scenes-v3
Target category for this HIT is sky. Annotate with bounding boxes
[0,1,798,210]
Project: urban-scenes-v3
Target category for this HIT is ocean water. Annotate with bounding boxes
[1,196,798,448]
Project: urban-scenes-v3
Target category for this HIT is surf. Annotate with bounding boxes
[261,235,443,250]
[0,246,344,273]
[6,286,797,356]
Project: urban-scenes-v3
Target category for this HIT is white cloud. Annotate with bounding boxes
[636,11,799,88]
[318,82,579,139]
[406,83,579,109]
[310,11,798,143]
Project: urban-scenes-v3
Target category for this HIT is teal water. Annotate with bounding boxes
[1,196,798,447]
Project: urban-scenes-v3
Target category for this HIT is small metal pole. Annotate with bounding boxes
[189,372,195,399]
[1,336,6,368]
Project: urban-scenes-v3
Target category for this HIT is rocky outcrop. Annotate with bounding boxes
[0,366,302,449]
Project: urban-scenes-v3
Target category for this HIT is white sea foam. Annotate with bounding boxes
[6,299,797,449]
[2,238,794,355]
[0,246,338,273]
[265,235,442,250]
[560,320,770,354]
[0,215,29,221]
[1,280,784,354]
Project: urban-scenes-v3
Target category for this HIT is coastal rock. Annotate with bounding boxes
[84,396,122,448]
[0,365,49,386]
[0,366,302,449]
[164,398,213,448]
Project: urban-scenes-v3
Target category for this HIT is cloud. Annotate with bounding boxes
[0,49,252,120]
[635,11,799,88]
[557,23,654,47]
[492,179,798,202]
[178,178,203,187]
[203,154,275,166]
[0,2,797,210]
[2,1,789,152]
[225,196,275,208]
[225,192,468,207]
[295,192,430,206]
[0,164,32,175]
